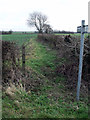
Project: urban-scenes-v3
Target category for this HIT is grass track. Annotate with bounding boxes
[2,33,89,118]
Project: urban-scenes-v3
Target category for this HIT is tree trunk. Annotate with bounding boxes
[39,30,43,33]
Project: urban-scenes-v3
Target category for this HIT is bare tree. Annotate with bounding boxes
[27,12,48,33]
[43,24,53,33]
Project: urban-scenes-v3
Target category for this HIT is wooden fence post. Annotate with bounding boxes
[22,44,25,75]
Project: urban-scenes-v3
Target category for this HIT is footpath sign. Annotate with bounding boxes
[77,25,88,33]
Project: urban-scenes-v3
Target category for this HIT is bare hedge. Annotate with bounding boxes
[37,34,89,91]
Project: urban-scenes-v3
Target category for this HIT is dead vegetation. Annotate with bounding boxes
[37,34,89,93]
[2,41,45,92]
[2,41,20,84]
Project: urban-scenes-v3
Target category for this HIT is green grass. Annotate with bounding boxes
[55,33,80,36]
[2,33,37,46]
[2,86,88,118]
[26,38,57,74]
[55,33,88,38]
[2,33,89,118]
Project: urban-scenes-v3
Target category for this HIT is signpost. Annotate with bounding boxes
[77,25,88,33]
[76,20,85,101]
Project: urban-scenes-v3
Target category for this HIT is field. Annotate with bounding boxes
[2,33,37,46]
[2,33,89,118]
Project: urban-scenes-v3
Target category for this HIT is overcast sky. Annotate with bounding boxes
[0,0,89,32]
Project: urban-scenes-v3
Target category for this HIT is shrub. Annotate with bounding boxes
[2,30,13,35]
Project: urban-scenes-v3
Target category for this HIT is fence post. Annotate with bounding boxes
[22,44,25,75]
[76,20,85,101]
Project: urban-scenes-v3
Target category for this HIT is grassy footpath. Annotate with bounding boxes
[2,85,88,118]
[2,34,89,118]
[25,38,57,73]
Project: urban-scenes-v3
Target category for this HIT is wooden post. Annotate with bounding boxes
[22,44,25,75]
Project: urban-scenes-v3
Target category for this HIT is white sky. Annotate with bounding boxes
[0,0,89,32]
